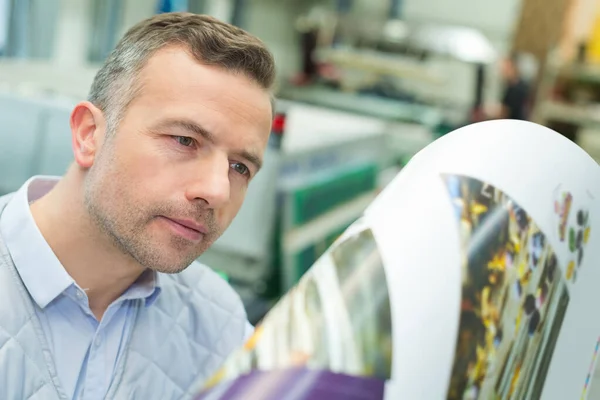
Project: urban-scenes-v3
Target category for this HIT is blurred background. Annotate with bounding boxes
[1,0,600,392]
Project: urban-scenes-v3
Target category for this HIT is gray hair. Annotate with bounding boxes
[88,12,276,134]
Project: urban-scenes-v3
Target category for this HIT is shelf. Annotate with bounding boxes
[539,101,600,128]
[278,85,443,126]
[555,64,600,84]
[318,48,445,85]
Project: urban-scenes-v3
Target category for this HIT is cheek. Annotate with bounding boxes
[231,181,248,206]
[116,136,178,194]
[216,187,247,225]
[93,140,162,213]
[123,141,161,178]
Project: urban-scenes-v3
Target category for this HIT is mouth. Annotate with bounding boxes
[159,216,208,242]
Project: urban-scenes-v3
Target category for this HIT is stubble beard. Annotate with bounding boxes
[82,150,217,274]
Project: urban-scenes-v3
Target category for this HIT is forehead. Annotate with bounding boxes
[129,46,273,147]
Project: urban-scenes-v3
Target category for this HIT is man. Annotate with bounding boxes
[498,53,531,120]
[0,12,275,400]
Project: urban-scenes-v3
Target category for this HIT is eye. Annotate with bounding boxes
[174,136,194,147]
[231,162,249,176]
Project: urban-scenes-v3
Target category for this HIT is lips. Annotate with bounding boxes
[167,217,208,234]
[159,216,208,242]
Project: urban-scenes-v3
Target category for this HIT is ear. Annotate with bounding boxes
[70,101,106,169]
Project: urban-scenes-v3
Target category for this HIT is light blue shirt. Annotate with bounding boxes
[0,177,162,399]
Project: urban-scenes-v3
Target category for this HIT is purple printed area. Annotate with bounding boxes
[194,367,385,400]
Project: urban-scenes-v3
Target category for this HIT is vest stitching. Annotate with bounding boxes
[0,195,65,399]
[128,350,186,394]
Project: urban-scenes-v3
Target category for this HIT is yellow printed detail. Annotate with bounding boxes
[584,227,591,244]
[566,261,576,280]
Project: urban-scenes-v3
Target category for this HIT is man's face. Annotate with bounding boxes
[84,46,273,273]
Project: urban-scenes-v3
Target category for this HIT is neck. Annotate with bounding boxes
[30,169,146,319]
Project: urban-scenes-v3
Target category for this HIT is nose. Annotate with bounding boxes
[185,153,230,207]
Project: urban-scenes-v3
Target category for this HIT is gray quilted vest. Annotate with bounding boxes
[0,194,248,399]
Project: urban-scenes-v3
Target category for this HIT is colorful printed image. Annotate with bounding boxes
[581,337,600,399]
[567,209,591,283]
[330,227,393,379]
[196,222,393,397]
[555,192,573,242]
[552,187,592,283]
[444,175,570,400]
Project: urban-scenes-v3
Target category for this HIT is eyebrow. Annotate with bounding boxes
[155,119,216,143]
[236,150,263,172]
[154,118,263,172]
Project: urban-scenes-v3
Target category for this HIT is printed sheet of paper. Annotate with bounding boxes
[194,219,393,399]
[443,174,570,400]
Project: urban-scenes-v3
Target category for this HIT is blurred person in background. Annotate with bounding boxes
[0,12,274,400]
[497,52,535,120]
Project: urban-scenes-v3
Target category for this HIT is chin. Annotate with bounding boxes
[148,261,193,274]
[130,230,215,273]
[137,248,201,274]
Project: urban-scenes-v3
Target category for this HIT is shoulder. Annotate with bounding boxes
[0,193,14,210]
[127,263,252,392]
[154,261,250,360]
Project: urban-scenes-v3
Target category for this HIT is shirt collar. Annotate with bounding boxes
[122,269,162,307]
[0,176,161,309]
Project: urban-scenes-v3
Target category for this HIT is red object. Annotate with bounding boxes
[272,113,286,135]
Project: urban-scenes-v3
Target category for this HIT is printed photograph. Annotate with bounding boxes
[553,187,592,283]
[443,174,570,400]
[197,222,393,396]
[330,227,394,380]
